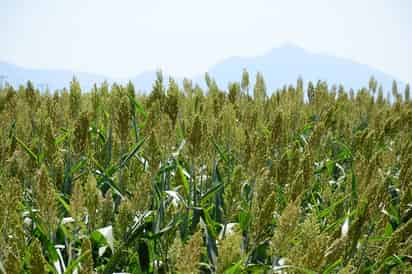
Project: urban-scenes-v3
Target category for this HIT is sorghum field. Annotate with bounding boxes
[0,72,411,273]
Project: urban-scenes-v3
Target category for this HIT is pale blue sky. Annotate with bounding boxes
[1,0,411,82]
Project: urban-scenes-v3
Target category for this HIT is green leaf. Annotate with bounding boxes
[243,264,272,272]
[151,218,180,239]
[200,215,218,268]
[100,178,124,199]
[223,260,243,274]
[384,222,394,236]
[322,258,342,274]
[64,250,91,274]
[14,136,38,163]
[201,208,219,238]
[56,194,70,212]
[88,126,106,144]
[351,166,358,206]
[213,141,228,162]
[117,137,146,170]
[239,211,251,232]
[54,130,70,145]
[92,225,114,253]
[200,181,225,205]
[128,94,147,119]
[69,157,87,176]
[127,251,142,274]
[176,164,190,198]
[33,226,59,263]
[318,194,349,218]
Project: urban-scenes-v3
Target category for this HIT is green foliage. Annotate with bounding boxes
[0,74,411,273]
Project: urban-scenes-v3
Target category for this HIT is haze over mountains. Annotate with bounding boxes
[0,44,405,93]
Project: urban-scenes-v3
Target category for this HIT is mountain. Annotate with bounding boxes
[0,62,175,92]
[0,62,112,91]
[202,44,404,92]
[0,44,405,93]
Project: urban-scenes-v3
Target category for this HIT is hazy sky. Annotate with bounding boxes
[1,0,411,82]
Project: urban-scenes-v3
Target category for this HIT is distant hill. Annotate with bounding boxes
[201,44,404,92]
[0,62,171,92]
[0,44,405,93]
[0,62,112,91]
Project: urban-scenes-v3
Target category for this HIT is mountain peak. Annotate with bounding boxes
[279,42,305,50]
[263,43,306,58]
[207,44,402,92]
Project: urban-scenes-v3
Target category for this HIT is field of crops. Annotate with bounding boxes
[0,72,411,273]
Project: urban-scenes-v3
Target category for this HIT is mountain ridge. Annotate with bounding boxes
[202,44,404,92]
[0,44,406,93]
